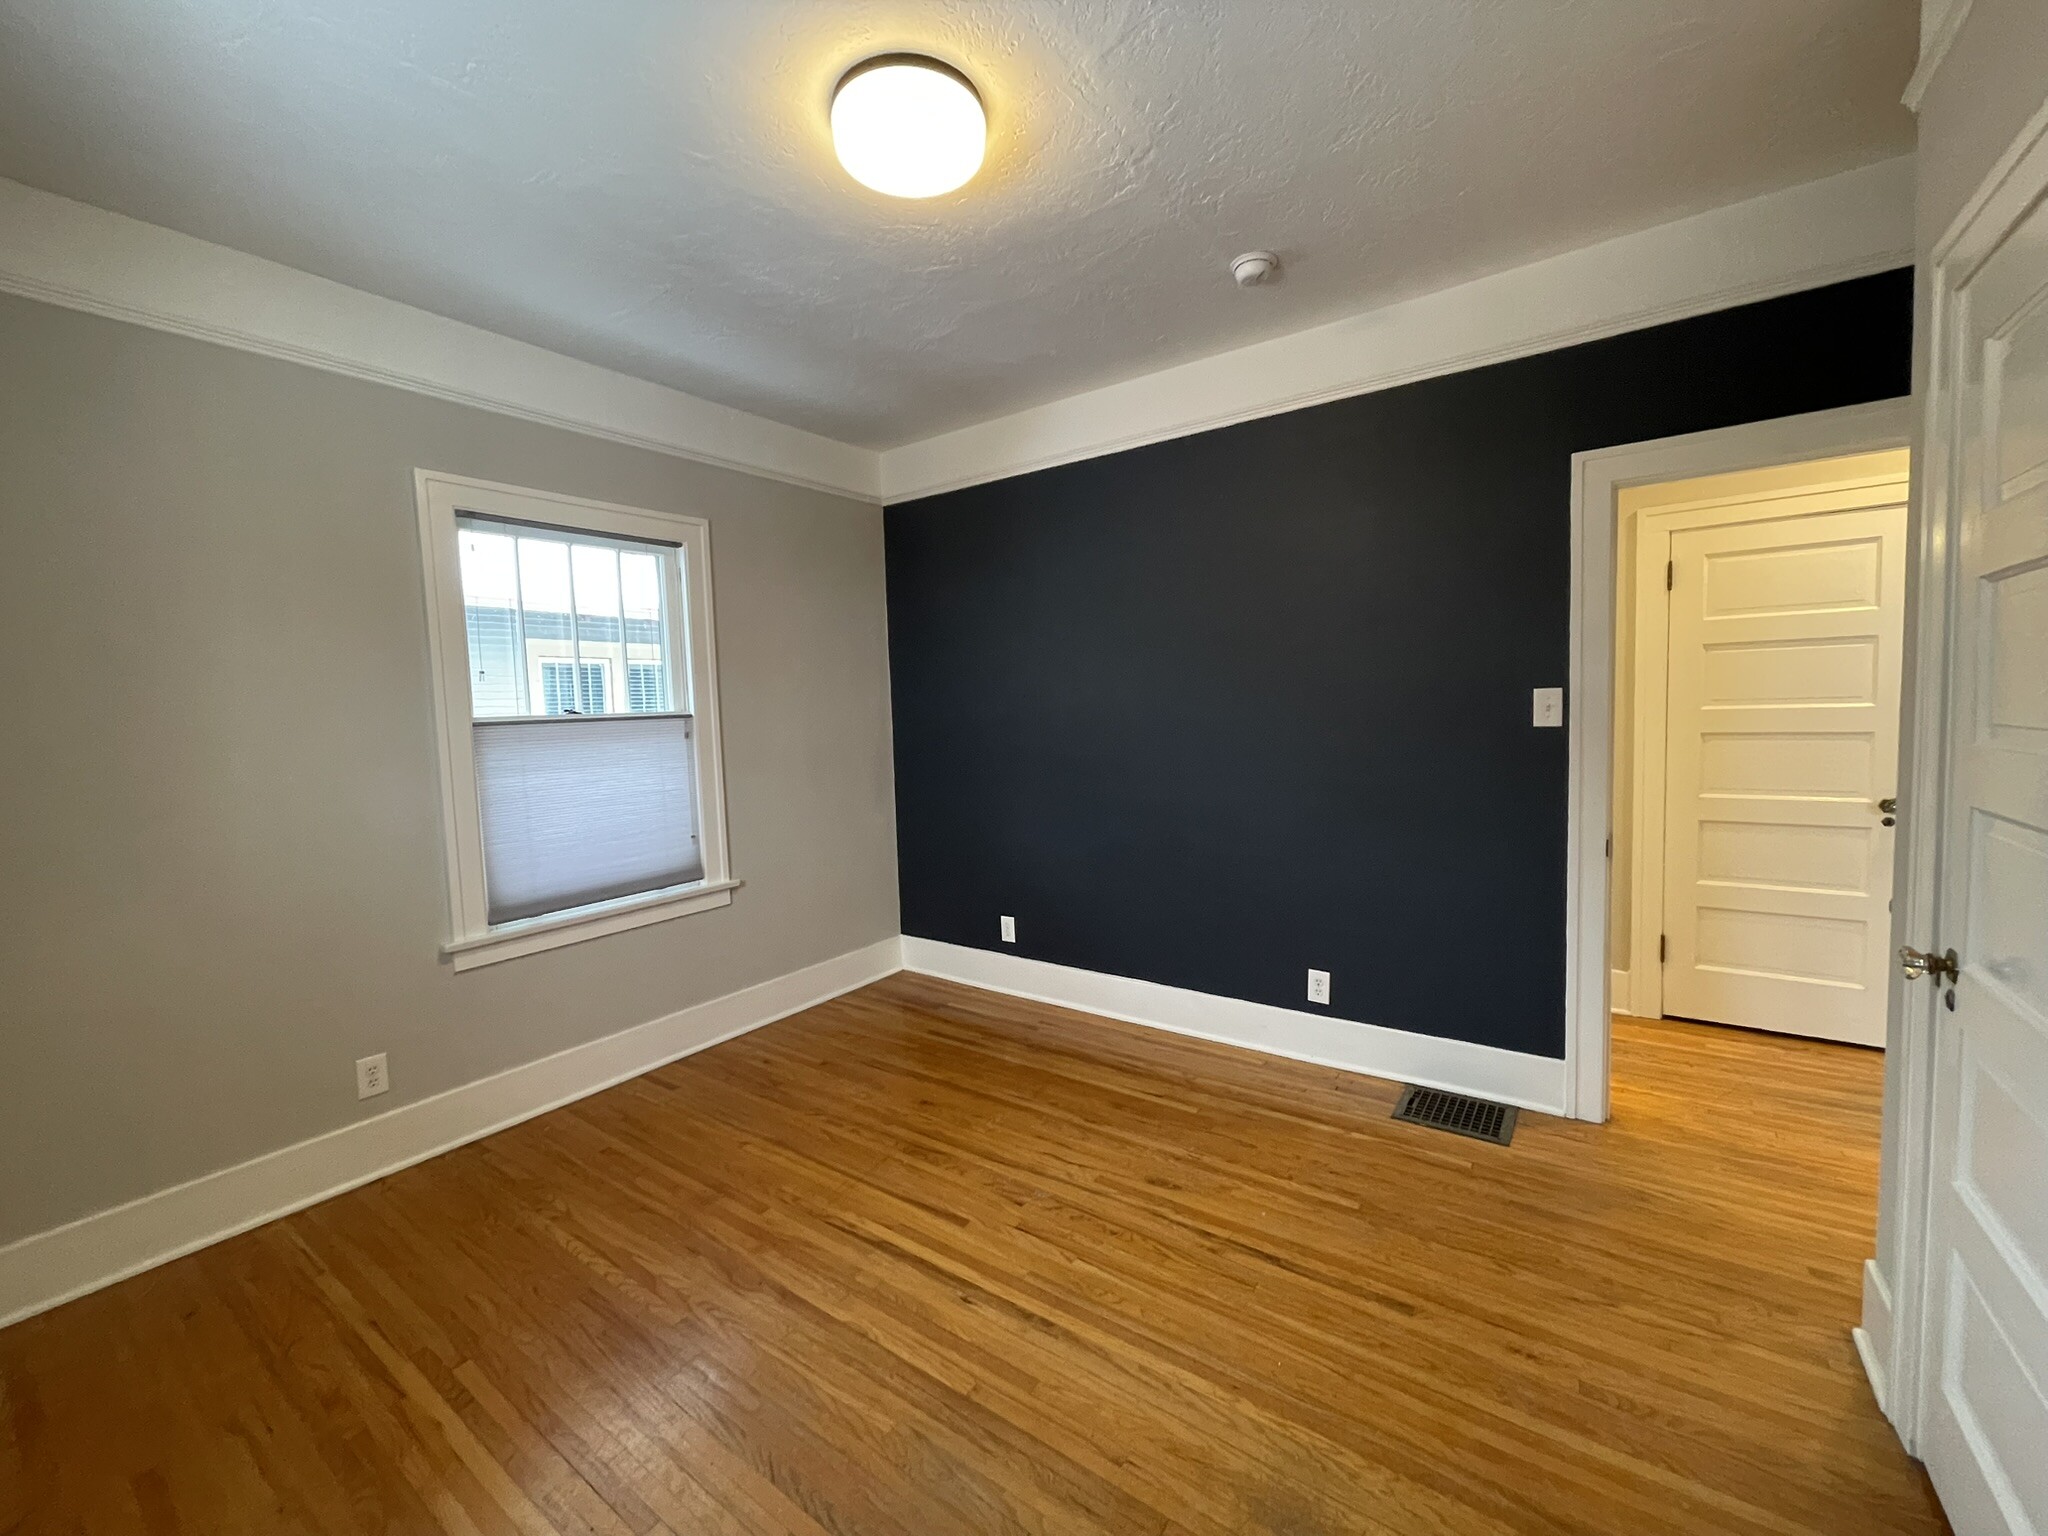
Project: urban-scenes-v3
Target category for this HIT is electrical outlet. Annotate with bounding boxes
[1000,914,1017,943]
[1307,969,1331,1005]
[356,1053,389,1100]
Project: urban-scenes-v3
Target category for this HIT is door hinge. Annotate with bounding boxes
[1605,834,1613,859]
[1666,559,1674,591]
[1659,933,1668,964]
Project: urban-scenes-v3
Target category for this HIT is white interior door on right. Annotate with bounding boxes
[1660,500,1908,1045]
[1914,184,2048,1536]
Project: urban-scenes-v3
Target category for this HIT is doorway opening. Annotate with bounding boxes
[1561,399,1918,1454]
[1610,448,1910,1050]
[1593,444,1916,1388]
[1561,397,1914,1124]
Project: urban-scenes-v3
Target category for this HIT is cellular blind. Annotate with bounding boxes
[473,714,703,924]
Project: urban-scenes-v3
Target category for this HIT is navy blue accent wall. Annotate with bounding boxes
[884,270,1913,1059]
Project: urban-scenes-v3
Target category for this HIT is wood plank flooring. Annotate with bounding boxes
[0,975,1948,1534]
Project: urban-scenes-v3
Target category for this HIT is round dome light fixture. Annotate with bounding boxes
[831,54,985,198]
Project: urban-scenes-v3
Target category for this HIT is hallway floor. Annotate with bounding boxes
[0,978,1948,1534]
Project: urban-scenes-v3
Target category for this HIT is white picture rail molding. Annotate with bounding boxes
[878,156,1915,503]
[0,158,1914,513]
[0,177,882,504]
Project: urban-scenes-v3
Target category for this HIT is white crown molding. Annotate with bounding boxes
[1902,0,1974,112]
[2,156,1915,512]
[0,177,883,504]
[0,937,903,1328]
[878,156,1917,503]
[901,937,1569,1117]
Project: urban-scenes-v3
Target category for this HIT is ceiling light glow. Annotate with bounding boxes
[831,55,985,198]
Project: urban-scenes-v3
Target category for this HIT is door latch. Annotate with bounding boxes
[1878,796,1898,827]
[1899,946,1959,984]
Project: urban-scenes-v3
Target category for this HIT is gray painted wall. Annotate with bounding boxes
[0,293,899,1247]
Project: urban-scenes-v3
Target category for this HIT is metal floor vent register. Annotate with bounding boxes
[1392,1085,1517,1146]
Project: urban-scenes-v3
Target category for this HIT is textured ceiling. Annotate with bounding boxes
[0,1,1916,448]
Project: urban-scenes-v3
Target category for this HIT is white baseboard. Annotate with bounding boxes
[0,936,904,1329]
[1855,1257,1896,1420]
[901,937,1568,1116]
[1610,968,1632,1014]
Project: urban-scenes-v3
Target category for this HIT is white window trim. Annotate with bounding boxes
[414,469,737,971]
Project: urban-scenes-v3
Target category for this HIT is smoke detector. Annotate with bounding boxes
[1230,250,1281,287]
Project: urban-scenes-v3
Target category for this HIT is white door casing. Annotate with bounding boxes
[1658,498,1908,1045]
[1912,178,2048,1536]
[1564,399,1913,1123]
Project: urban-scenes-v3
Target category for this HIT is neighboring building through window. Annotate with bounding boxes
[627,661,666,713]
[457,520,670,720]
[539,660,607,716]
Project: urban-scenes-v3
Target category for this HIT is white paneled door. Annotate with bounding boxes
[1661,500,1907,1045]
[1915,183,2048,1536]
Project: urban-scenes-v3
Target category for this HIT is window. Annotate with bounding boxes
[416,472,733,969]
[627,662,666,714]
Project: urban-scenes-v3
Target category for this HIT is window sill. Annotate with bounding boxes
[442,878,741,972]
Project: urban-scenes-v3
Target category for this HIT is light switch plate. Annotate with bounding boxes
[1532,687,1565,728]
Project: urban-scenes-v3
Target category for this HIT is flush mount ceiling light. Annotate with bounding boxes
[831,54,986,198]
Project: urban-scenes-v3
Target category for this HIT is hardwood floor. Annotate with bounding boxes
[0,976,1947,1535]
